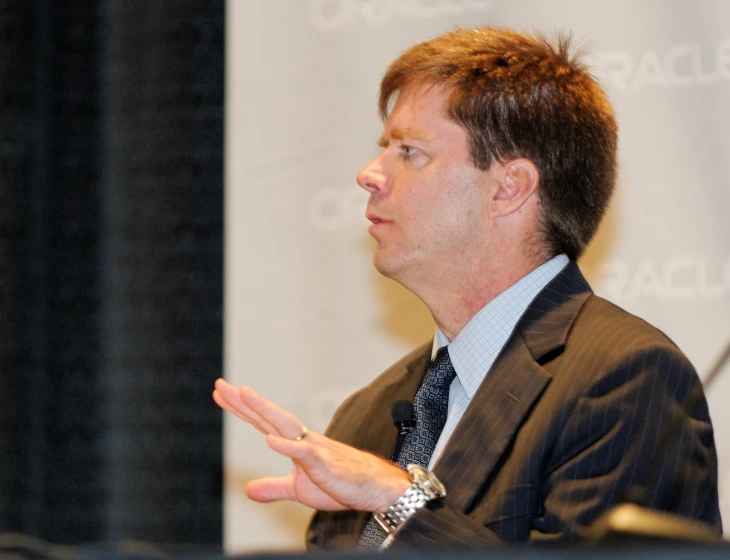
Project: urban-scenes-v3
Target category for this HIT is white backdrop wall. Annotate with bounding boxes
[225,0,730,553]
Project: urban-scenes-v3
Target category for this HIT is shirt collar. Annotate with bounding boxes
[431,254,569,398]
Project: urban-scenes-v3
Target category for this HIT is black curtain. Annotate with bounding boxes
[0,0,223,549]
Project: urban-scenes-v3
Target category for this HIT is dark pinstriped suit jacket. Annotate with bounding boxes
[306,261,722,551]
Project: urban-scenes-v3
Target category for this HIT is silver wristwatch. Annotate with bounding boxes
[374,464,447,534]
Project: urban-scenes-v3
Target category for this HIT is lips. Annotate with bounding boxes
[365,211,384,224]
[366,211,391,236]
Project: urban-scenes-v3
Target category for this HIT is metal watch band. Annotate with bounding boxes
[373,464,446,534]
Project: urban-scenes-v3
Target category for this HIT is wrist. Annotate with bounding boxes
[377,467,412,513]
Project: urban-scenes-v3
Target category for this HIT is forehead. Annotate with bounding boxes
[385,85,449,128]
[383,85,470,150]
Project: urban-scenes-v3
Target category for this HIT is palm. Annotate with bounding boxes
[288,463,347,511]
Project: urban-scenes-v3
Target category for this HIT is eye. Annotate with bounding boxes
[401,145,418,159]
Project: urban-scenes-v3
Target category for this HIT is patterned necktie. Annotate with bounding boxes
[357,347,457,550]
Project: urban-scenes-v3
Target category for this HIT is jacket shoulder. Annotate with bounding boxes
[324,341,431,443]
[575,293,682,350]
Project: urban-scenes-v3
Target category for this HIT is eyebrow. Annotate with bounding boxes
[377,127,431,148]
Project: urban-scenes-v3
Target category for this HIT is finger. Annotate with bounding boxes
[232,386,282,436]
[266,433,326,465]
[246,474,347,510]
[238,386,305,440]
[212,389,254,424]
[245,474,295,503]
[265,432,359,482]
[214,379,306,439]
[212,381,259,424]
[213,379,279,435]
[214,378,251,415]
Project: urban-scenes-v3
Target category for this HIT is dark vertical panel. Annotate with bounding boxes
[24,0,53,537]
[0,0,41,534]
[101,0,224,545]
[0,0,223,548]
[0,0,108,542]
[43,1,106,543]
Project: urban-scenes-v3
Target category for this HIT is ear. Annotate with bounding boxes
[490,158,540,217]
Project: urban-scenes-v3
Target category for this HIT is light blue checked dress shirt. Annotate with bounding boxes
[427,254,569,469]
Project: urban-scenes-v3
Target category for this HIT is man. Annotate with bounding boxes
[214,27,721,551]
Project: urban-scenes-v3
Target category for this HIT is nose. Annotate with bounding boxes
[356,155,391,195]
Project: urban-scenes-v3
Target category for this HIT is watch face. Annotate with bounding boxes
[424,473,446,496]
[407,464,447,498]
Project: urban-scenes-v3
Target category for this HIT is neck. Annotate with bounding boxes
[404,251,552,341]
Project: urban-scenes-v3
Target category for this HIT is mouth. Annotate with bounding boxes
[366,212,390,236]
[366,211,387,225]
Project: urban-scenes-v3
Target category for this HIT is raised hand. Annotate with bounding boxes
[213,378,410,513]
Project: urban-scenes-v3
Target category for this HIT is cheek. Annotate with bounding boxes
[439,189,486,238]
[395,167,483,232]
[395,183,427,221]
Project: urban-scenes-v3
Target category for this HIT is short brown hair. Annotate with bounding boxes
[379,27,617,260]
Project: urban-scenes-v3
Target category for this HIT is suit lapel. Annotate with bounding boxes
[433,261,592,513]
[351,342,431,459]
[433,337,550,513]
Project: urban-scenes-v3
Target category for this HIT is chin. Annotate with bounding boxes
[372,253,392,277]
[372,250,401,279]
[372,249,419,285]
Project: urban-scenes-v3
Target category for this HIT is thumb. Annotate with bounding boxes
[245,474,295,503]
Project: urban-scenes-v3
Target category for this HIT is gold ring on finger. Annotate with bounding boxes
[294,425,308,441]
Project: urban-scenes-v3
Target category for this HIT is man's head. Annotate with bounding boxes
[377,27,618,261]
